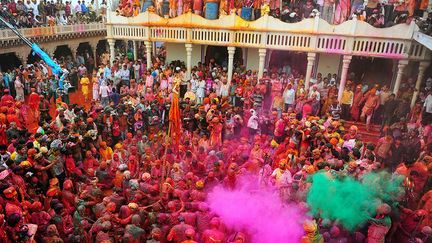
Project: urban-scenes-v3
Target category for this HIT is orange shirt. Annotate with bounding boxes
[99,147,113,161]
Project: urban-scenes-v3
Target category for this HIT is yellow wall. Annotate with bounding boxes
[165,43,202,66]
[316,53,341,77]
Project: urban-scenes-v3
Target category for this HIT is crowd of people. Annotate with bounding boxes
[0,0,107,29]
[115,0,432,28]
[0,45,431,242]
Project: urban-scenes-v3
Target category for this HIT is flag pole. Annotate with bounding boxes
[160,116,171,196]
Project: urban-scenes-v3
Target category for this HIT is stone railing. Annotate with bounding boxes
[0,23,106,43]
[106,11,430,61]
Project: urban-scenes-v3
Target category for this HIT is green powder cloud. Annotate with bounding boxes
[306,171,405,231]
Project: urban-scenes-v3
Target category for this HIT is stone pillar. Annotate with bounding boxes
[15,50,28,67]
[89,41,99,67]
[304,52,316,91]
[145,41,152,70]
[107,39,116,65]
[68,43,79,62]
[337,55,352,102]
[258,48,266,79]
[411,61,430,107]
[133,41,138,61]
[393,59,409,96]
[227,46,236,86]
[185,44,193,80]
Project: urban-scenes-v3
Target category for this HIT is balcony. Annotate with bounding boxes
[0,23,107,47]
[106,11,430,61]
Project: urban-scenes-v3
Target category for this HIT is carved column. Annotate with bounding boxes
[393,59,409,96]
[227,46,236,87]
[258,48,266,79]
[107,39,116,65]
[144,41,152,70]
[411,61,430,107]
[185,44,193,80]
[337,55,352,102]
[304,52,316,91]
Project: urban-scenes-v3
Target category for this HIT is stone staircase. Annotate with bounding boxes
[344,121,381,143]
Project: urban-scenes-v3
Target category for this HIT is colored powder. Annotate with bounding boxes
[306,171,405,231]
[207,176,307,243]
[361,171,405,204]
[306,172,377,231]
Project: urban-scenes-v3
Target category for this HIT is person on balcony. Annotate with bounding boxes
[193,0,203,15]
[177,0,183,16]
[334,0,350,24]
[74,0,82,18]
[65,1,71,18]
[183,0,192,13]
[322,0,334,24]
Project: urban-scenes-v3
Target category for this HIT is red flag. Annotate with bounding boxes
[169,91,181,150]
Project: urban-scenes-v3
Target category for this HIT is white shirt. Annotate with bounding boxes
[283,88,296,105]
[99,85,111,98]
[271,168,293,187]
[219,83,229,97]
[424,94,432,114]
[247,115,259,130]
[119,69,130,80]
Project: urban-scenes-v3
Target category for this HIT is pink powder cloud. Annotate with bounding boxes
[207,176,307,242]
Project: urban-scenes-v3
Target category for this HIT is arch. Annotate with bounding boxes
[0,53,22,72]
[95,40,108,66]
[27,49,43,65]
[96,40,108,57]
[76,42,96,73]
[53,45,73,62]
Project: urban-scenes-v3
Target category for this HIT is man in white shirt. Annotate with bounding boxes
[423,90,432,122]
[308,85,321,101]
[119,64,130,87]
[75,1,82,15]
[133,61,141,81]
[31,0,39,18]
[99,82,111,107]
[271,159,293,202]
[283,83,296,112]
[218,79,229,98]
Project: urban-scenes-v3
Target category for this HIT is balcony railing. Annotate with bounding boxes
[0,23,106,42]
[106,11,430,61]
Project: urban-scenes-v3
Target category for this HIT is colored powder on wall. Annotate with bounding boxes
[306,172,377,231]
[207,176,307,243]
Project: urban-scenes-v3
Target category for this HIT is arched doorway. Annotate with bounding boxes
[27,49,43,65]
[95,39,108,66]
[77,42,95,73]
[205,46,243,68]
[268,51,307,75]
[0,53,22,71]
[53,45,73,62]
[349,57,394,87]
